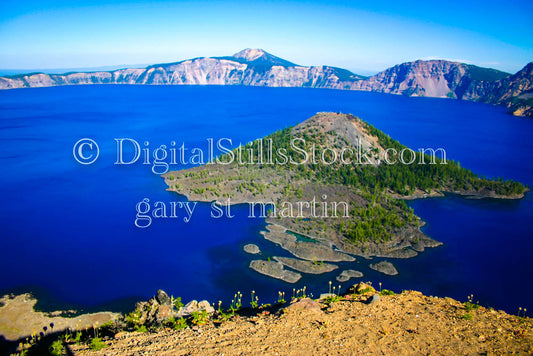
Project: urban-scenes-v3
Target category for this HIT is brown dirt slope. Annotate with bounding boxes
[71,290,532,355]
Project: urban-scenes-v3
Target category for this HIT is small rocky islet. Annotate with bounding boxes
[273,256,338,274]
[243,244,260,254]
[336,269,364,282]
[369,260,399,276]
[249,260,302,283]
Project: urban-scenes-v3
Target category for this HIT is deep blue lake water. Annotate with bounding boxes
[0,85,531,315]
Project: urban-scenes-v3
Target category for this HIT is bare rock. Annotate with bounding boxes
[198,300,215,314]
[244,244,261,254]
[366,294,381,304]
[369,261,399,276]
[156,289,171,306]
[336,269,364,282]
[155,305,173,323]
[249,260,301,283]
[286,298,321,313]
[181,300,199,317]
[348,282,376,295]
[274,256,338,274]
[261,226,355,262]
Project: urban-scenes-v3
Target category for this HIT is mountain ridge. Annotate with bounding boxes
[0,48,530,117]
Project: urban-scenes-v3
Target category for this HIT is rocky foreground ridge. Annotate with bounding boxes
[2,285,531,355]
[1,49,531,117]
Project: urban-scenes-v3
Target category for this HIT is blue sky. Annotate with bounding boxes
[0,0,531,74]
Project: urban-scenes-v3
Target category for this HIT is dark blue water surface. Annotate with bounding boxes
[0,85,531,314]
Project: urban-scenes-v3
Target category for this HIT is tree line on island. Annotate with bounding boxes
[216,114,526,245]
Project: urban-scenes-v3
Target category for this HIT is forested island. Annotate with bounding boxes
[163,113,527,281]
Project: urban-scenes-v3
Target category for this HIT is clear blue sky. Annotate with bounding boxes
[0,0,531,74]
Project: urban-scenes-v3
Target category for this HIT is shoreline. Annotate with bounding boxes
[394,187,529,200]
[161,180,529,285]
[0,294,119,342]
[164,184,526,262]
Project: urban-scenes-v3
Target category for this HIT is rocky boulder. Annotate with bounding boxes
[179,300,215,317]
[348,282,376,295]
[156,289,172,306]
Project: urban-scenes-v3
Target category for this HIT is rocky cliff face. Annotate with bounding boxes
[0,48,531,117]
[477,62,533,117]
[0,49,362,90]
[349,60,510,99]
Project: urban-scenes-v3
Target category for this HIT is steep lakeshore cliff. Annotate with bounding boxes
[1,49,531,117]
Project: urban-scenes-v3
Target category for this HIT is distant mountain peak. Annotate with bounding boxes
[230,48,297,67]
[233,48,267,61]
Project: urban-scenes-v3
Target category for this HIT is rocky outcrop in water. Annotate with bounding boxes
[273,256,339,274]
[249,260,302,283]
[243,244,261,254]
[369,261,399,276]
[261,224,355,263]
[336,270,364,282]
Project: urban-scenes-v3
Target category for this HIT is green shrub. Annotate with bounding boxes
[464,301,480,312]
[174,317,188,330]
[461,313,473,320]
[356,287,374,295]
[134,325,147,332]
[172,296,184,310]
[191,310,208,325]
[164,316,188,330]
[323,295,342,304]
[49,340,63,356]
[89,337,107,350]
[125,309,142,326]
[74,331,82,345]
